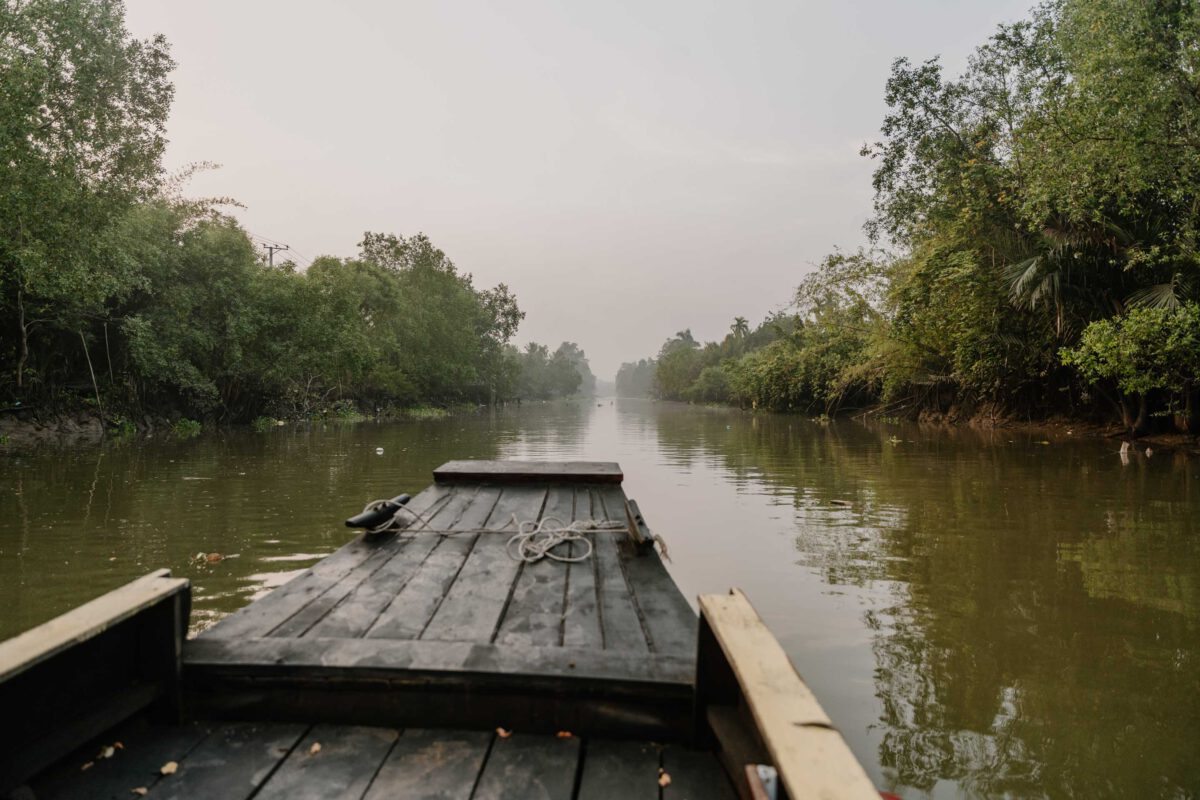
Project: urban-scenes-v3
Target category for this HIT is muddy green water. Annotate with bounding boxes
[2,400,1197,798]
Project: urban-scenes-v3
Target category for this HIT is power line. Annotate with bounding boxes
[247,231,313,269]
[263,242,289,267]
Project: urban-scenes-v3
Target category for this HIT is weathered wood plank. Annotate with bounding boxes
[492,556,568,648]
[202,486,450,639]
[421,486,547,643]
[362,728,491,800]
[592,533,650,653]
[697,589,878,800]
[539,484,575,524]
[267,539,407,638]
[471,733,580,800]
[625,498,652,547]
[31,720,212,800]
[272,489,477,638]
[576,739,660,800]
[302,533,442,639]
[433,460,622,484]
[0,572,189,793]
[254,725,398,800]
[184,636,693,685]
[0,570,187,682]
[620,542,697,656]
[364,535,478,640]
[366,487,502,640]
[561,487,602,649]
[594,485,630,527]
[149,722,307,800]
[492,485,568,647]
[661,745,737,800]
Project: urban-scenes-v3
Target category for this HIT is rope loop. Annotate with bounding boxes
[506,516,595,563]
[357,499,625,564]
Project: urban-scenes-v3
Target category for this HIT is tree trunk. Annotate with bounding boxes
[1121,394,1148,436]
[80,330,104,421]
[1175,389,1198,434]
[16,288,27,390]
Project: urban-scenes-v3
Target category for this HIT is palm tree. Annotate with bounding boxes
[731,317,749,339]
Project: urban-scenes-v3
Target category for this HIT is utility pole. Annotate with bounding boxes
[263,243,289,267]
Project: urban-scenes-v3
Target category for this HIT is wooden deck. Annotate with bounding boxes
[187,468,698,739]
[29,717,735,800]
[5,460,881,800]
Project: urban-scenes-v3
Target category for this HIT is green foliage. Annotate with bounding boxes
[172,418,201,439]
[654,330,702,400]
[0,1,531,421]
[1062,304,1200,401]
[510,341,593,400]
[108,416,136,439]
[251,416,277,433]
[615,359,656,397]
[1,0,173,392]
[400,406,451,420]
[631,0,1200,431]
[687,365,731,403]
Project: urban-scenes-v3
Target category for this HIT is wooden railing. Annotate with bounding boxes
[0,570,190,793]
[696,588,880,800]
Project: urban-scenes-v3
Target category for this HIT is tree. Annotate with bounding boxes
[1,0,173,394]
[1062,304,1200,434]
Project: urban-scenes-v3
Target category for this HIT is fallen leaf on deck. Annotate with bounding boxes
[114,741,125,750]
[160,761,178,775]
[496,728,512,738]
[309,742,322,755]
[555,731,573,738]
[81,761,94,771]
[99,746,115,759]
[658,771,672,787]
[131,788,148,796]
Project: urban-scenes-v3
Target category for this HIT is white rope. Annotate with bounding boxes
[358,500,625,564]
[504,516,629,564]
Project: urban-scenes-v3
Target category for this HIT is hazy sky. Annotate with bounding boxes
[124,1,1030,379]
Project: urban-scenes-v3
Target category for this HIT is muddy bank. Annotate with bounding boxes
[907,406,1200,455]
[0,407,174,449]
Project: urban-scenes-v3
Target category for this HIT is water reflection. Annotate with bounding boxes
[1,399,1196,797]
[648,402,1199,798]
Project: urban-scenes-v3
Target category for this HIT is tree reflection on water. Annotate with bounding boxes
[650,405,1199,798]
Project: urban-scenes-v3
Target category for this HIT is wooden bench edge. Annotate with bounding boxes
[697,587,879,800]
[432,460,624,484]
[0,570,190,683]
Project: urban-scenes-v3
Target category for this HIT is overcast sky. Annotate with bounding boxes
[124,0,1030,379]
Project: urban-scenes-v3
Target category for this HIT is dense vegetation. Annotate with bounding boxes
[0,1,593,426]
[620,0,1200,435]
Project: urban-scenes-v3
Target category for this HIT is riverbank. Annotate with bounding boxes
[901,406,1200,456]
[0,403,460,449]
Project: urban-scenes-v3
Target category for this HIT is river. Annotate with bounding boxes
[1,399,1197,798]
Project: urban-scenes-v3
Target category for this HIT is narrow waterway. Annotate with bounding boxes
[1,399,1197,798]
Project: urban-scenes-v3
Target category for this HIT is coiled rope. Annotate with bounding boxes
[359,499,625,564]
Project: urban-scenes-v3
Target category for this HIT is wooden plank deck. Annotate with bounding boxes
[188,464,698,739]
[30,718,736,800]
[7,460,884,800]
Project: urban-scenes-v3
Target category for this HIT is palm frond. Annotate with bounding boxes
[1127,282,1183,310]
[1002,256,1044,306]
